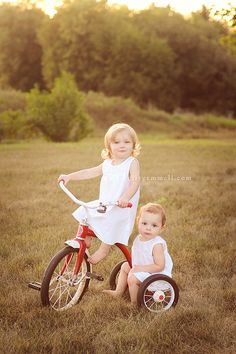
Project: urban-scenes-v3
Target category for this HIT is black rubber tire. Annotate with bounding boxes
[40,247,90,311]
[137,274,179,312]
[109,260,127,290]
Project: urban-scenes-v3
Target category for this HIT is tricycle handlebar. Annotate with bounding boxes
[58,180,132,211]
[59,180,89,207]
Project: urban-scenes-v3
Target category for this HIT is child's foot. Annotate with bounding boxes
[102,289,121,298]
[88,249,108,264]
[87,244,110,264]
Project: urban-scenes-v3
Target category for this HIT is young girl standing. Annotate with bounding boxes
[103,203,173,304]
[58,123,141,264]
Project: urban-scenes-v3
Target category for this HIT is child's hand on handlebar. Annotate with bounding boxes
[118,198,130,208]
[58,174,70,185]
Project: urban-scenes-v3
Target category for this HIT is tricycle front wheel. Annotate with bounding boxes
[40,247,90,311]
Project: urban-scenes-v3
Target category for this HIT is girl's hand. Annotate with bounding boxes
[58,174,70,185]
[118,198,129,208]
[131,265,143,273]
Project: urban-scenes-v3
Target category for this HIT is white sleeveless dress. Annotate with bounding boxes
[131,235,173,282]
[72,156,140,245]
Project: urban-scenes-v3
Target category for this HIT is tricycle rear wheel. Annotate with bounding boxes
[109,260,127,290]
[137,274,179,313]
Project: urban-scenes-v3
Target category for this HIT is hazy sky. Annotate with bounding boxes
[0,0,235,17]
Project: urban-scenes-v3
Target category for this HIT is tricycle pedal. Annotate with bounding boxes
[28,281,41,291]
[86,272,104,281]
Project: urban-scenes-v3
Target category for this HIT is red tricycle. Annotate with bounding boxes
[29,181,179,313]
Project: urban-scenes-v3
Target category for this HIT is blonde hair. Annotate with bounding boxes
[101,123,141,159]
[137,203,166,226]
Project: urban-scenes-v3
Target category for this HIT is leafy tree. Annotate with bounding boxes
[211,3,236,55]
[103,26,179,111]
[0,89,26,113]
[39,1,179,110]
[0,4,45,90]
[27,71,91,141]
[212,3,236,28]
[38,0,116,90]
[133,6,236,114]
[1,0,236,116]
[0,110,28,141]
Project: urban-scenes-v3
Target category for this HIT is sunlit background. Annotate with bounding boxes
[108,0,236,15]
[0,0,235,17]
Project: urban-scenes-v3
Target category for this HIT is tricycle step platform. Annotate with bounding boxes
[28,272,104,292]
[28,281,41,291]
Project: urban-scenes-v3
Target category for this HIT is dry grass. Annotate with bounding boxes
[85,91,236,140]
[0,137,236,354]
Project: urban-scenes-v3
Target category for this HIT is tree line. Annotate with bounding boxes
[0,0,236,116]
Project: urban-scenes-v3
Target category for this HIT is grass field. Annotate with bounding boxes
[0,137,236,354]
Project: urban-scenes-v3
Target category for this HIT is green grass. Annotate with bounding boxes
[1,137,236,353]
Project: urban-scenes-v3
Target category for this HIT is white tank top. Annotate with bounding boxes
[72,156,140,245]
[132,235,173,277]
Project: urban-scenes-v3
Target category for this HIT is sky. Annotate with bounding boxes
[0,0,235,17]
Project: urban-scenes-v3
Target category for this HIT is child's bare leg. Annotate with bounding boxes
[85,236,92,248]
[128,274,141,305]
[88,242,111,264]
[103,262,131,297]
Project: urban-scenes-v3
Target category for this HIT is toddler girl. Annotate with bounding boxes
[103,203,173,304]
[58,123,141,264]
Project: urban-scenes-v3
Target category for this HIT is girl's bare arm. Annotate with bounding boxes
[58,164,103,185]
[118,159,140,207]
[131,244,165,273]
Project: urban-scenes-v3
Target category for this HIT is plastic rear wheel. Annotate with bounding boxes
[137,274,179,313]
[40,247,90,311]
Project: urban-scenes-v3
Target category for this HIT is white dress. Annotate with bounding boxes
[131,235,173,282]
[72,156,140,245]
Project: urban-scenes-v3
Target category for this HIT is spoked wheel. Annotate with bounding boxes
[40,247,90,311]
[137,274,179,313]
[109,260,127,290]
